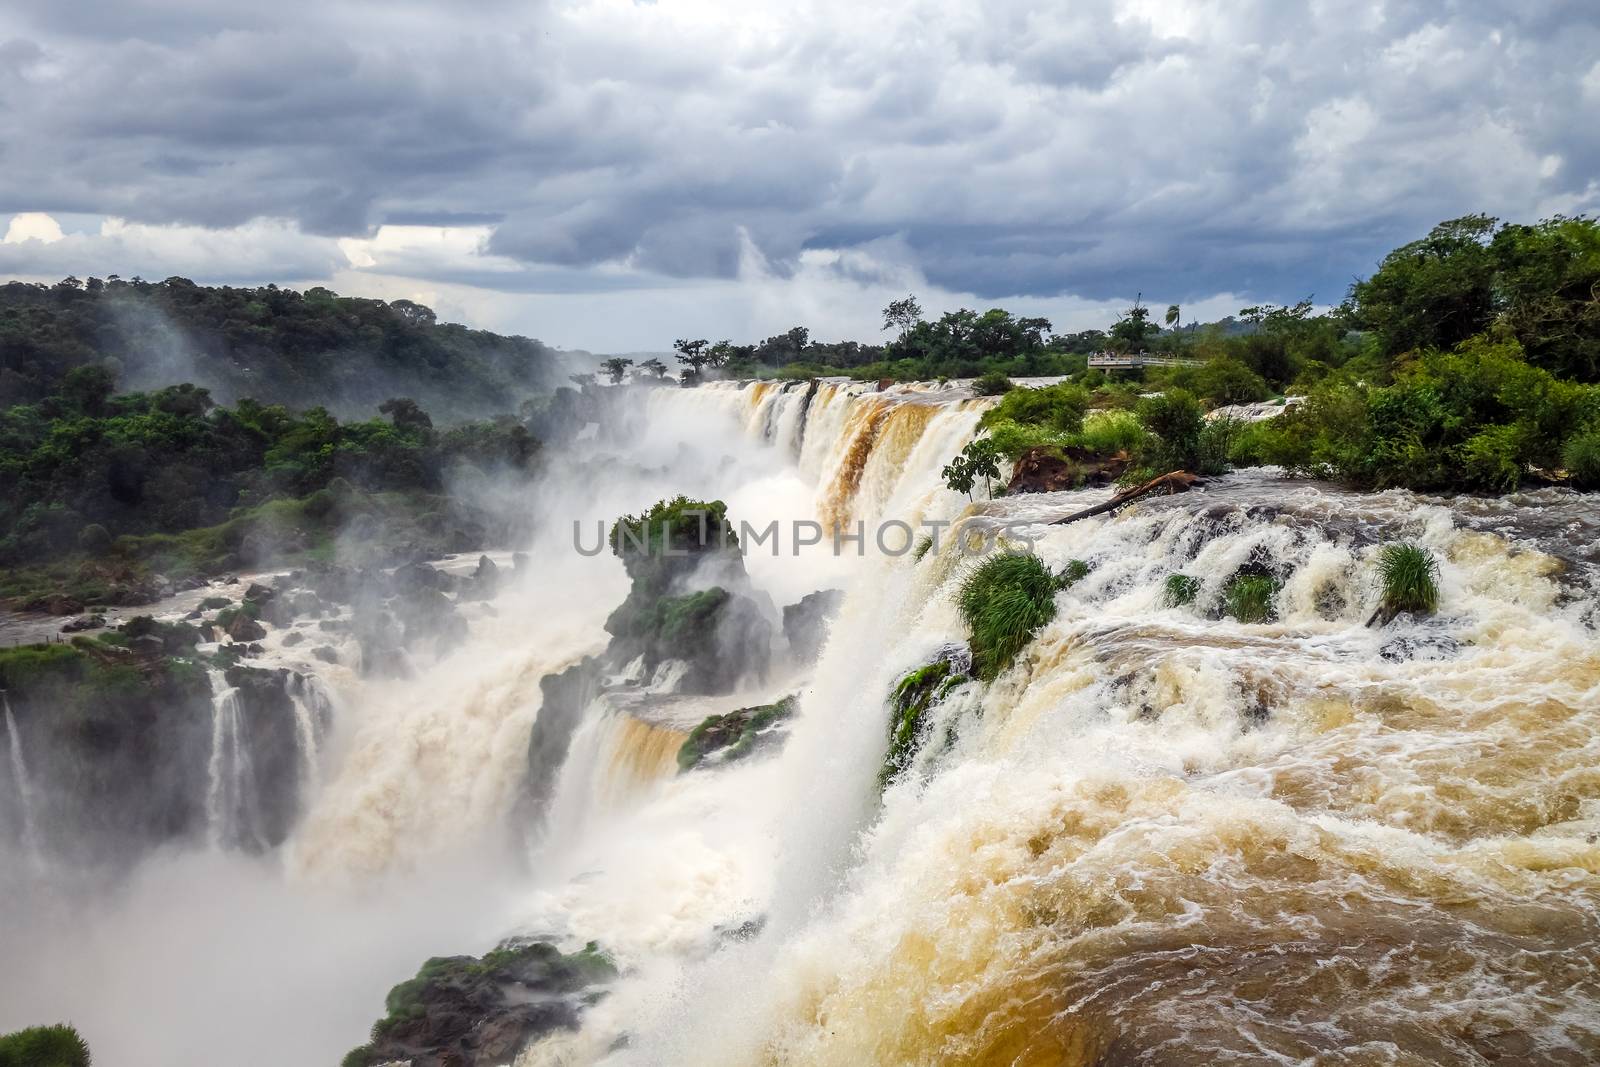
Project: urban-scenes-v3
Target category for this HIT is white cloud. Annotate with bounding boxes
[0,0,1594,345]
[3,212,64,244]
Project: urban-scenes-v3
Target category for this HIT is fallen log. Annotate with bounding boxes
[1050,470,1202,525]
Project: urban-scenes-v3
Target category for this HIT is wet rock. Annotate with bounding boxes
[128,634,167,658]
[1378,629,1462,662]
[393,561,453,595]
[287,590,323,617]
[220,665,316,848]
[458,555,501,602]
[29,593,85,616]
[281,631,305,648]
[224,612,267,642]
[342,940,616,1067]
[243,583,276,604]
[60,614,106,634]
[311,645,339,664]
[678,695,797,772]
[1006,446,1130,494]
[781,589,844,662]
[258,597,296,628]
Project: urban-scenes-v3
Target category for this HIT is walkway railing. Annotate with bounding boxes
[1087,350,1202,368]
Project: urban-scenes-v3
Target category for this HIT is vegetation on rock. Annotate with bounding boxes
[678,695,798,772]
[1163,574,1201,608]
[340,940,616,1067]
[1375,543,1441,623]
[957,553,1059,680]
[1223,574,1280,624]
[882,660,963,787]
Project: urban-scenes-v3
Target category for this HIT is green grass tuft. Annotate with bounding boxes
[956,553,1059,680]
[1163,574,1201,607]
[1376,542,1440,618]
[1223,574,1279,623]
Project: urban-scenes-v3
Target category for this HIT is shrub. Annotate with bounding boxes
[1376,543,1440,620]
[1223,574,1279,623]
[978,418,1067,460]
[1136,389,1206,472]
[1457,424,1523,492]
[610,496,735,558]
[0,1023,92,1067]
[76,523,113,555]
[979,382,1091,435]
[1163,574,1200,607]
[1563,431,1600,488]
[957,552,1059,680]
[1073,410,1146,456]
[972,371,1014,396]
[1196,417,1244,476]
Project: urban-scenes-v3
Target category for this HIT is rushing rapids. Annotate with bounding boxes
[2,377,1598,1066]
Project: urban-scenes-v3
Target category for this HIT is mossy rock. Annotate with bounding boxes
[345,939,617,1067]
[881,651,972,788]
[678,695,798,772]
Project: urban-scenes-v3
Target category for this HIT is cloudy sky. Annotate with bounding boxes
[2,0,1597,350]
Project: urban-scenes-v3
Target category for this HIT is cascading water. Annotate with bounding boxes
[205,670,262,851]
[508,382,1600,1067]
[285,673,332,801]
[8,378,1597,1067]
[3,691,43,869]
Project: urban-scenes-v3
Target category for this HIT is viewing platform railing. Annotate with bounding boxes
[1087,350,1203,368]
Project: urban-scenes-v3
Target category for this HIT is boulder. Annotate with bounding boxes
[60,614,106,634]
[342,941,616,1067]
[224,613,267,642]
[393,561,452,595]
[781,589,844,662]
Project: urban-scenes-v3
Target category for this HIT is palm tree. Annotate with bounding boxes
[1165,304,1181,332]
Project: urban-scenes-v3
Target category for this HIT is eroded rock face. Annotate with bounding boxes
[222,664,318,849]
[1005,446,1130,494]
[342,940,617,1067]
[1,644,210,867]
[782,588,844,663]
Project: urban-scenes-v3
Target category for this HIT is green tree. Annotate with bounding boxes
[1349,215,1499,355]
[600,357,634,384]
[1111,295,1157,352]
[882,295,924,341]
[941,437,1003,499]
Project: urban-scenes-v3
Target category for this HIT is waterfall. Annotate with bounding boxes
[4,691,43,869]
[495,381,1600,1066]
[285,673,333,800]
[205,670,262,851]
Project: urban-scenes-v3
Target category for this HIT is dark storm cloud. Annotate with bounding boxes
[2,0,1598,306]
